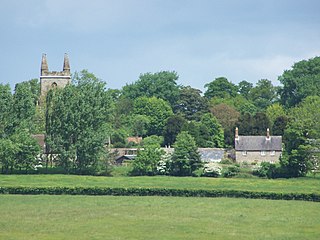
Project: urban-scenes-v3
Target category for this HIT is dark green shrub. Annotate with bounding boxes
[222,166,240,178]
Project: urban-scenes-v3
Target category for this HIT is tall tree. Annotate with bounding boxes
[204,77,238,99]
[131,138,164,176]
[248,79,278,111]
[199,113,224,148]
[11,81,36,132]
[282,96,320,177]
[210,103,240,146]
[279,56,320,108]
[122,71,180,106]
[238,80,253,99]
[163,114,187,146]
[133,96,173,136]
[174,86,208,121]
[46,70,112,174]
[0,84,13,137]
[169,131,202,176]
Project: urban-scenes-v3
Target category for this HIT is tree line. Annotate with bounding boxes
[0,56,319,176]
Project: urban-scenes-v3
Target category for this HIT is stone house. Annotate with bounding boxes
[234,127,282,164]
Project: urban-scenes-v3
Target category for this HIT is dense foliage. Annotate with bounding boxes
[0,56,319,177]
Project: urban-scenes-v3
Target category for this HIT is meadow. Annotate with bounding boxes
[0,174,319,194]
[0,195,319,240]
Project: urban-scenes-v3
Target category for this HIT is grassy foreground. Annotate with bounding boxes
[0,195,319,240]
[0,174,319,194]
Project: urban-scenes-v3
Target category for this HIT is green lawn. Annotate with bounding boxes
[0,195,319,240]
[0,174,319,194]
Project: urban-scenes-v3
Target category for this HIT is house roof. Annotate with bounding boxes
[235,136,282,151]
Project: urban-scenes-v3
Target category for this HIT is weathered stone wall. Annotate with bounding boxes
[235,151,281,164]
[40,77,70,96]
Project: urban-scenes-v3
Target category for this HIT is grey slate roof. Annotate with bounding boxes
[199,148,225,162]
[235,136,282,151]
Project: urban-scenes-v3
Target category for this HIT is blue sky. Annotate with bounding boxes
[1,0,319,92]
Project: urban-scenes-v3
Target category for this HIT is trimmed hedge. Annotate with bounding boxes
[0,186,319,202]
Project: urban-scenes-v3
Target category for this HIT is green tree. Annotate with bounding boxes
[131,138,164,176]
[169,131,202,176]
[46,70,112,174]
[130,114,150,137]
[174,86,208,121]
[10,128,41,173]
[11,81,36,133]
[0,84,13,137]
[163,114,187,146]
[122,71,180,106]
[199,113,224,148]
[272,115,289,136]
[210,103,240,146]
[204,77,238,99]
[248,79,279,111]
[266,103,286,127]
[238,80,253,99]
[282,96,320,177]
[279,56,320,108]
[0,138,19,174]
[133,96,173,136]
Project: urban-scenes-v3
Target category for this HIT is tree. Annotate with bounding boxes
[199,113,224,148]
[266,103,286,127]
[210,103,240,146]
[237,112,271,136]
[279,56,320,108]
[131,137,164,176]
[11,81,36,133]
[204,77,238,99]
[163,114,187,146]
[282,96,320,177]
[174,86,208,120]
[0,84,13,137]
[248,79,279,111]
[0,138,19,174]
[122,71,180,106]
[169,131,202,176]
[133,96,173,136]
[130,114,150,137]
[238,80,253,99]
[46,70,112,174]
[272,115,289,136]
[10,128,41,173]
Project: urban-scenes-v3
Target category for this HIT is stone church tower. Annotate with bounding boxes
[40,53,71,97]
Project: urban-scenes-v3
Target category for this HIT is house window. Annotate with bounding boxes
[270,151,275,156]
[260,151,266,156]
[242,151,247,156]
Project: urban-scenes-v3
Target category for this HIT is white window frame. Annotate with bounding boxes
[260,151,266,156]
[270,151,276,156]
[242,151,247,156]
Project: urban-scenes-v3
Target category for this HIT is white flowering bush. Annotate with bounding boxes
[203,163,222,177]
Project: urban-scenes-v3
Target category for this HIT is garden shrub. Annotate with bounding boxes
[0,186,319,202]
[222,166,240,178]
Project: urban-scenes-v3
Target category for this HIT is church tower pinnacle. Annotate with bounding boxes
[40,53,71,97]
[41,53,48,76]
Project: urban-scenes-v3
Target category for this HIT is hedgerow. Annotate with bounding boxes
[0,186,319,202]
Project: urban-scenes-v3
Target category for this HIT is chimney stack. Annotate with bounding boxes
[235,127,239,139]
[266,128,270,140]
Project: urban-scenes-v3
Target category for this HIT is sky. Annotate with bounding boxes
[1,0,320,92]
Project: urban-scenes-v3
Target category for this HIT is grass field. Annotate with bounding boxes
[0,174,319,194]
[1,195,320,240]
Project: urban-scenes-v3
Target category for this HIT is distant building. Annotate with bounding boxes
[40,53,71,97]
[234,127,282,164]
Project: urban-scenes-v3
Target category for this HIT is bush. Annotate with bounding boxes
[202,163,222,177]
[222,166,240,178]
[0,186,319,202]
